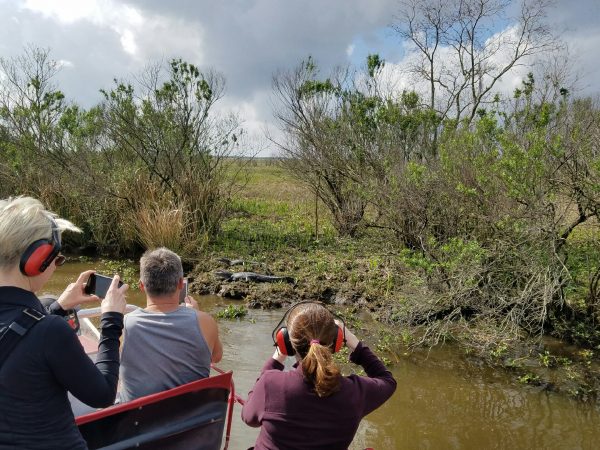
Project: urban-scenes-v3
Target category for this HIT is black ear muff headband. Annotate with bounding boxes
[19,217,62,277]
[272,300,346,356]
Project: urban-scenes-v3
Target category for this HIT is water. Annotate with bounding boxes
[44,262,600,449]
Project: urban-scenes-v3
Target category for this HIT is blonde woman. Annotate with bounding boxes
[242,301,396,450]
[0,196,128,449]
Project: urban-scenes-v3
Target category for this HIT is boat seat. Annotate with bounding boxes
[76,372,232,450]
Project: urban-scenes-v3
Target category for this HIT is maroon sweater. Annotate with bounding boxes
[241,342,396,450]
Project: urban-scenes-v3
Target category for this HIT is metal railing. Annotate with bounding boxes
[77,304,138,319]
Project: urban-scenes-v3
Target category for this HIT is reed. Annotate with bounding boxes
[134,203,204,258]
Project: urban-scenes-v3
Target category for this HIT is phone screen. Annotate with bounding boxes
[179,278,188,304]
[85,273,123,298]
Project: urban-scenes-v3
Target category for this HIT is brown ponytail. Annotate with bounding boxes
[288,304,341,397]
[301,342,341,397]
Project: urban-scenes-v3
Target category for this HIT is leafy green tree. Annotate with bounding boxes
[273,56,438,237]
[0,46,73,197]
[99,59,245,253]
[272,57,368,236]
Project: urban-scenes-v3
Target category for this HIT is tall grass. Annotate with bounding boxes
[212,196,336,255]
[134,204,206,258]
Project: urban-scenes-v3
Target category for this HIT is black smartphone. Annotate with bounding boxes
[179,278,188,304]
[84,273,123,298]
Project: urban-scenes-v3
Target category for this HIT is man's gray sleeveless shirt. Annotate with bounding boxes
[119,306,211,402]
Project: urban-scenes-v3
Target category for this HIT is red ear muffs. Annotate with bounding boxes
[20,240,59,276]
[272,301,347,356]
[19,219,61,277]
[333,325,344,353]
[275,327,296,356]
[274,324,345,356]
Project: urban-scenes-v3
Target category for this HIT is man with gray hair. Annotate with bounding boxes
[119,247,222,402]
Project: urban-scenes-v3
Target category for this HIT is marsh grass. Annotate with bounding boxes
[562,224,600,308]
[134,204,205,258]
[213,162,337,254]
[229,159,309,202]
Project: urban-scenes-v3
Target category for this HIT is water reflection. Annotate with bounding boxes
[44,262,600,450]
[350,349,600,450]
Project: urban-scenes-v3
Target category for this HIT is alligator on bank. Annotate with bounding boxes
[214,269,295,284]
[216,257,273,275]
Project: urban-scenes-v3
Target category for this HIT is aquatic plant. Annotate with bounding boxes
[216,305,248,320]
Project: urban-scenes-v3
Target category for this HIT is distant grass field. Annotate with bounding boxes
[214,159,337,255]
[233,159,312,202]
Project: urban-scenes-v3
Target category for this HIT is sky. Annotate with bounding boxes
[0,0,598,155]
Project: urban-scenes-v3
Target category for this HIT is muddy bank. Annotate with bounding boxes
[190,257,377,310]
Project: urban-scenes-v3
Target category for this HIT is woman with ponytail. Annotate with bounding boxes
[242,302,396,450]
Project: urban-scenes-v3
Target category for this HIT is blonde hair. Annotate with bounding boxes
[0,196,80,269]
[288,303,341,397]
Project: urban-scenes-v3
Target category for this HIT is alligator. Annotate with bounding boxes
[216,257,273,274]
[214,270,295,284]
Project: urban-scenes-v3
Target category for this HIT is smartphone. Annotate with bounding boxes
[179,278,188,304]
[84,273,123,298]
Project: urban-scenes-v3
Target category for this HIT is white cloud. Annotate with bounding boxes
[561,32,600,95]
[22,0,145,57]
[346,44,355,57]
[119,29,137,56]
[57,59,74,69]
[22,0,102,25]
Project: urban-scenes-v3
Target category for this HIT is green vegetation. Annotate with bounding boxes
[216,305,248,320]
[518,373,541,385]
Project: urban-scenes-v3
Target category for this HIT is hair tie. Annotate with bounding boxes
[310,339,320,345]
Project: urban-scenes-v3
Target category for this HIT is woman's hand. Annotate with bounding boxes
[272,348,287,364]
[336,320,360,352]
[100,275,128,315]
[57,270,100,310]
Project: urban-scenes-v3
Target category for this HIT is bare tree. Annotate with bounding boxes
[393,0,559,125]
[271,59,369,237]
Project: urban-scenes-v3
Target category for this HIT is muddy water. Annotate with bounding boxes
[45,262,600,450]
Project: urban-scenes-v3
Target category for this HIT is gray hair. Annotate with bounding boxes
[139,247,183,297]
[0,196,80,269]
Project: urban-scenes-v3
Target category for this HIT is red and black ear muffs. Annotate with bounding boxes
[272,301,346,356]
[19,218,62,277]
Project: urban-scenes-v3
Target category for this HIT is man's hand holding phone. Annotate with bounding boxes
[179,278,189,304]
[183,296,200,312]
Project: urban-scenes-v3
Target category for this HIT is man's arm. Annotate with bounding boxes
[185,296,223,363]
[199,311,223,362]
